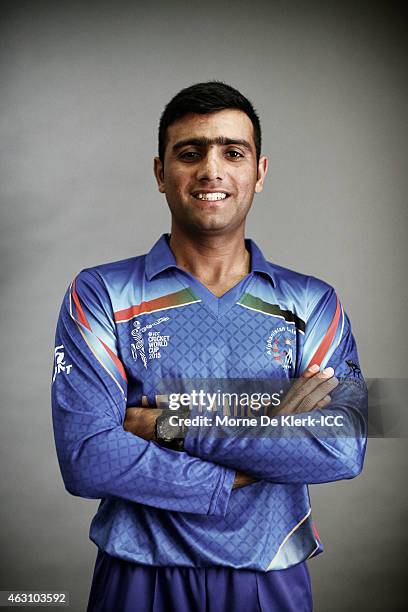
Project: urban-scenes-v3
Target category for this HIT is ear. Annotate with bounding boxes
[153,157,166,193]
[255,155,268,193]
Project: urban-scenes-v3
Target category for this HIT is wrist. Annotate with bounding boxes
[124,407,162,440]
[154,406,190,450]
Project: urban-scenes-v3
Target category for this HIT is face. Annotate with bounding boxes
[154,109,268,237]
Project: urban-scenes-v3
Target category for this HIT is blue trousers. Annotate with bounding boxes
[87,549,312,612]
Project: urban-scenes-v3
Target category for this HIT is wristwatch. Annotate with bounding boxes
[154,407,190,451]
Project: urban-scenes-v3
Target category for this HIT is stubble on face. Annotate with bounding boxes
[154,110,267,240]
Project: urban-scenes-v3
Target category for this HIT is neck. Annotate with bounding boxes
[169,226,250,284]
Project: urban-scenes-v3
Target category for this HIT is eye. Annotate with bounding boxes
[179,151,201,161]
[226,150,244,159]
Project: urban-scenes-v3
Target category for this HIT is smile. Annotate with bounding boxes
[192,192,229,201]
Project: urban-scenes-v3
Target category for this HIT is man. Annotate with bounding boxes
[52,82,367,611]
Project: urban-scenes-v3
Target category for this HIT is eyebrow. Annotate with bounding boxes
[172,136,253,152]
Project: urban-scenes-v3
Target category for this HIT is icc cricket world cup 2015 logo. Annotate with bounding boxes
[131,321,148,369]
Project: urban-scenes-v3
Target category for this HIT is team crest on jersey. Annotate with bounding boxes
[130,316,170,369]
[266,326,296,370]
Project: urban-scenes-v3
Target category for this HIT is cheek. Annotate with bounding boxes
[166,170,190,192]
[233,166,257,188]
[236,176,256,195]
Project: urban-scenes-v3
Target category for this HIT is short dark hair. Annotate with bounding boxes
[158,81,262,163]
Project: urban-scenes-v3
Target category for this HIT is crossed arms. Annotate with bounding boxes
[52,270,367,518]
[124,365,366,486]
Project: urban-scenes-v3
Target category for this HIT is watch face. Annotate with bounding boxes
[157,412,183,441]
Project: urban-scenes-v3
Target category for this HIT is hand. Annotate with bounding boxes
[123,407,163,440]
[233,471,258,489]
[274,364,339,416]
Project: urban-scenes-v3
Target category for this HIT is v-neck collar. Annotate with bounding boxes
[145,234,274,318]
[173,267,256,318]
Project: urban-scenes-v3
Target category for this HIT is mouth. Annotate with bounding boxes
[191,191,230,202]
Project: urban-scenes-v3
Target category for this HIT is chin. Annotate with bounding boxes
[176,213,224,232]
[194,222,236,236]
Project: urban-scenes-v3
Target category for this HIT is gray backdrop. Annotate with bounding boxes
[1,1,407,610]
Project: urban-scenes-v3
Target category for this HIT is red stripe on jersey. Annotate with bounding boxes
[72,278,127,383]
[71,279,92,331]
[100,338,128,382]
[307,297,341,368]
[115,294,176,321]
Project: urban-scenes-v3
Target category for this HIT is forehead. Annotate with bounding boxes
[166,109,255,146]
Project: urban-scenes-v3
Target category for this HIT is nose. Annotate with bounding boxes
[196,148,224,181]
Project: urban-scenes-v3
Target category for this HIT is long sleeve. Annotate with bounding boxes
[51,269,235,516]
[184,285,368,484]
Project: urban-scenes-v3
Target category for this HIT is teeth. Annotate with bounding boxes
[195,192,227,201]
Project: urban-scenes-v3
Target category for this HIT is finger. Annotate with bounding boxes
[297,377,339,412]
[315,395,332,409]
[285,367,335,409]
[296,367,336,398]
[283,364,321,407]
[301,364,321,379]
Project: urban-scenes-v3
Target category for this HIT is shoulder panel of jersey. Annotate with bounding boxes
[246,258,349,376]
[86,255,201,325]
[68,267,128,396]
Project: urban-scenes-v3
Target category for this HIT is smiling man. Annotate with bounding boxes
[52,82,367,612]
[153,105,267,301]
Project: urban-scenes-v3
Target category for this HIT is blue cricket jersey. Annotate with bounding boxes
[52,234,367,571]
